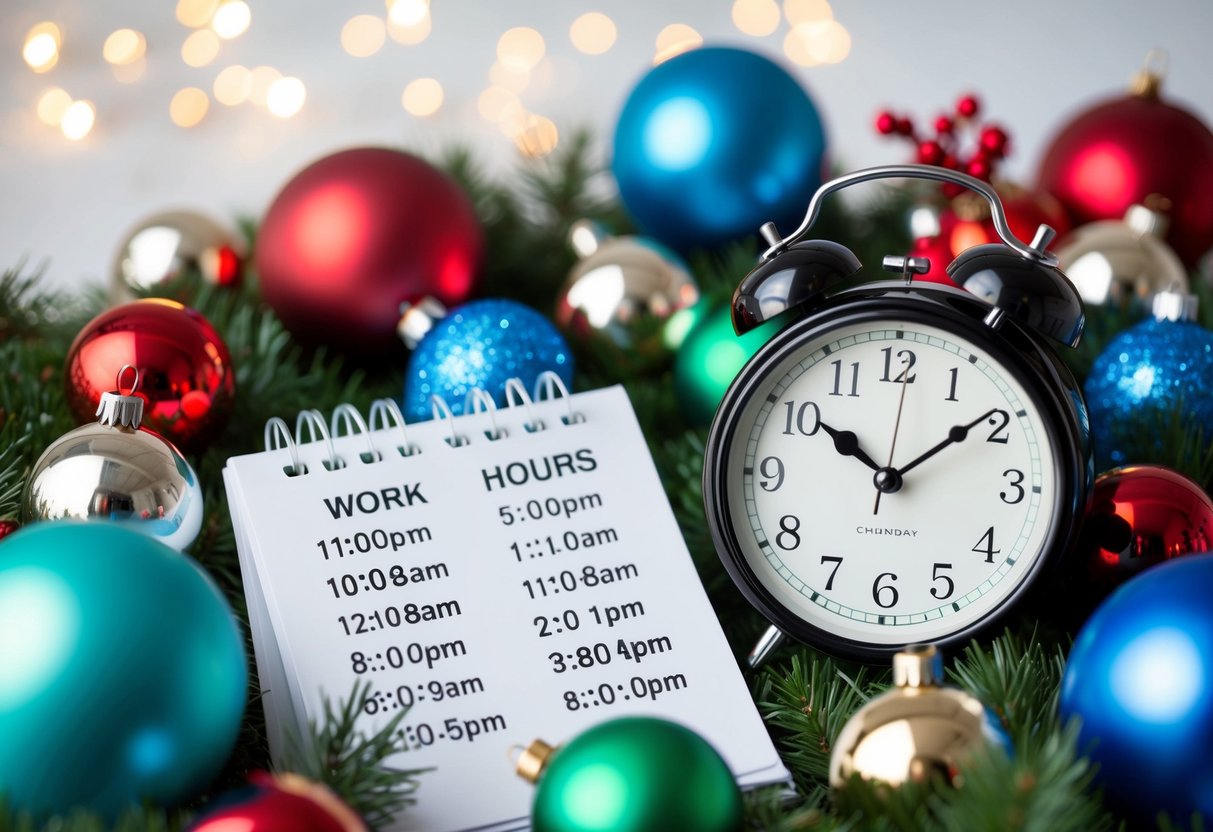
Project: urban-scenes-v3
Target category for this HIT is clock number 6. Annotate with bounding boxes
[930,562,954,599]
[781,401,821,436]
[872,572,899,608]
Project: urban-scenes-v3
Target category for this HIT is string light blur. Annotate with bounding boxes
[182,29,221,67]
[732,0,781,36]
[784,0,833,25]
[388,11,431,45]
[653,24,702,64]
[489,61,530,94]
[213,65,253,105]
[341,15,386,57]
[23,22,62,73]
[103,29,146,65]
[248,66,282,107]
[387,0,429,26]
[112,58,147,84]
[211,1,251,39]
[477,87,523,125]
[60,100,95,140]
[787,19,851,65]
[569,12,617,55]
[36,88,73,127]
[402,78,443,117]
[497,27,545,72]
[266,77,306,118]
[511,114,559,159]
[176,0,219,28]
[170,87,210,127]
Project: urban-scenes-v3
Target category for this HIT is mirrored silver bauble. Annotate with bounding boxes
[111,209,243,299]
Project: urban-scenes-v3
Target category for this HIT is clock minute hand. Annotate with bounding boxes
[896,407,1000,477]
[817,420,880,471]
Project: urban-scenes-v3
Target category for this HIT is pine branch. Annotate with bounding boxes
[0,801,187,832]
[281,681,427,831]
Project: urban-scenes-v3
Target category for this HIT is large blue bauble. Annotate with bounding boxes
[612,46,827,251]
[1060,554,1213,824]
[404,299,573,421]
[1084,317,1213,469]
[0,522,247,817]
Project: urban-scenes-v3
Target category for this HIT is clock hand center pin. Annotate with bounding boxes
[874,356,912,515]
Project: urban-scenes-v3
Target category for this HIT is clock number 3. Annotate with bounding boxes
[1001,469,1025,504]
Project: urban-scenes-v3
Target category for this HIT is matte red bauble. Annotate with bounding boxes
[1081,465,1213,590]
[188,772,365,832]
[256,147,484,353]
[1037,66,1213,265]
[65,299,235,450]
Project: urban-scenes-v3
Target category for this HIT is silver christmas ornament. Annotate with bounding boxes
[23,366,203,550]
[555,220,699,347]
[1058,201,1188,310]
[111,209,243,299]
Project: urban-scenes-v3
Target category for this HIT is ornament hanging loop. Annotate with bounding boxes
[116,364,141,396]
[1131,48,1169,98]
[96,365,145,429]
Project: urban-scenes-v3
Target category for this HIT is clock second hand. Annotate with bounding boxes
[874,358,912,516]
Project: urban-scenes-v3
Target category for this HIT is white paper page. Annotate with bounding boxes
[225,386,789,831]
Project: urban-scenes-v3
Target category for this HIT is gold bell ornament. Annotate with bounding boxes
[829,644,1008,790]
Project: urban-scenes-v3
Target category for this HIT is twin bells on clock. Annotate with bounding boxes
[732,164,1085,349]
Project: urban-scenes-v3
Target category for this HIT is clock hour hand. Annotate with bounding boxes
[817,420,880,471]
[896,407,1000,478]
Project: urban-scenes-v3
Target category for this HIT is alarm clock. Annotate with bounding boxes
[703,165,1093,663]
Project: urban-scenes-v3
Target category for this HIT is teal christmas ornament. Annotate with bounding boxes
[402,299,573,421]
[612,46,827,251]
[1060,554,1213,824]
[1084,290,1213,469]
[0,522,247,817]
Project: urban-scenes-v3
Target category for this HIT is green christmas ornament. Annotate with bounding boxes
[673,300,784,426]
[517,717,743,832]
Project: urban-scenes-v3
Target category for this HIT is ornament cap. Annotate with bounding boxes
[569,219,609,258]
[95,365,144,429]
[515,738,557,784]
[893,643,943,688]
[1152,288,1199,322]
[397,296,449,349]
[1125,202,1170,238]
[1129,49,1168,99]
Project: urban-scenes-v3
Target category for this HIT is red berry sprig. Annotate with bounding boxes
[874,94,1012,197]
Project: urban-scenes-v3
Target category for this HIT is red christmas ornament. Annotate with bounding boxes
[909,233,959,285]
[1081,465,1213,590]
[0,520,17,541]
[188,772,366,832]
[256,147,484,353]
[65,299,235,450]
[1037,60,1213,265]
[955,94,980,119]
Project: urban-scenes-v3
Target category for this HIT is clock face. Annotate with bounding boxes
[718,316,1061,649]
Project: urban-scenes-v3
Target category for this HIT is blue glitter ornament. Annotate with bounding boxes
[612,46,827,251]
[1084,292,1213,469]
[1060,554,1213,824]
[404,299,573,421]
[0,521,247,817]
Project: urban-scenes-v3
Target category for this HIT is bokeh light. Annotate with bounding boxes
[497,27,545,71]
[112,57,147,83]
[402,78,443,117]
[388,11,431,45]
[784,0,833,25]
[60,100,95,140]
[266,77,306,118]
[653,24,702,64]
[211,1,251,39]
[341,15,386,57]
[248,65,282,106]
[787,19,851,64]
[511,114,559,159]
[489,61,530,94]
[477,86,523,125]
[176,0,219,28]
[103,29,146,65]
[213,65,253,105]
[387,0,429,26]
[182,29,221,67]
[23,23,62,73]
[732,0,781,36]
[36,88,73,126]
[170,87,210,127]
[569,12,617,55]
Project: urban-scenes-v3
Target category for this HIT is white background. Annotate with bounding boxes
[2,0,1211,290]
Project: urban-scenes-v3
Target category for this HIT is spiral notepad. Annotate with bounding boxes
[224,376,788,832]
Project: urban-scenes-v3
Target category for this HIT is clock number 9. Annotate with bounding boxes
[872,572,899,608]
[759,456,785,492]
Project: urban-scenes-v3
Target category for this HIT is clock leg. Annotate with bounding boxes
[747,625,786,669]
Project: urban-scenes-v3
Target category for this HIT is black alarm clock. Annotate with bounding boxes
[702,165,1093,664]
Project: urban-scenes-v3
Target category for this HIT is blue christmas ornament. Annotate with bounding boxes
[404,299,573,421]
[0,521,247,818]
[1060,554,1213,824]
[612,46,827,251]
[1084,292,1213,469]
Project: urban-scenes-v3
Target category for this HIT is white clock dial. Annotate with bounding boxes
[726,319,1058,646]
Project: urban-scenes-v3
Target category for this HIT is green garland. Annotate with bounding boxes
[1,131,1210,831]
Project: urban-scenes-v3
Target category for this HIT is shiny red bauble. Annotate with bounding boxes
[188,772,365,832]
[256,147,484,353]
[1038,86,1213,265]
[0,520,17,541]
[1080,465,1213,590]
[65,299,235,450]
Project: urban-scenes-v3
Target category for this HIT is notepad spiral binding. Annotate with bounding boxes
[261,371,584,477]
